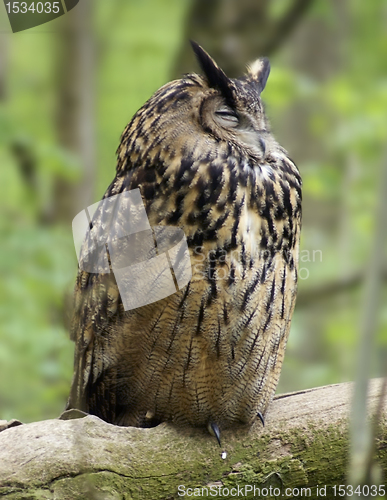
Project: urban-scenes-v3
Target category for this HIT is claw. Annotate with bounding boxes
[208,422,222,447]
[143,410,161,428]
[257,412,265,427]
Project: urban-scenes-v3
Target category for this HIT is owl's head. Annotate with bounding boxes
[118,42,273,173]
[188,40,271,152]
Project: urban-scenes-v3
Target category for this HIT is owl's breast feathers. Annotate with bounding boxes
[70,133,301,428]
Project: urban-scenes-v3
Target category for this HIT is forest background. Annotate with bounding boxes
[0,0,386,423]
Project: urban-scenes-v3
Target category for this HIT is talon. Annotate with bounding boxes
[143,410,161,428]
[257,412,265,427]
[208,422,222,447]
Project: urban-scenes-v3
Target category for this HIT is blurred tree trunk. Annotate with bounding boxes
[279,0,349,173]
[348,149,387,491]
[50,0,95,223]
[172,0,313,78]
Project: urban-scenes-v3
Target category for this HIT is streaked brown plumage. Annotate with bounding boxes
[67,42,302,439]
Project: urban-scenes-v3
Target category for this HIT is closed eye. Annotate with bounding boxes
[214,107,239,127]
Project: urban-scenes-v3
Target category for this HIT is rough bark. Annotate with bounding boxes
[0,380,386,500]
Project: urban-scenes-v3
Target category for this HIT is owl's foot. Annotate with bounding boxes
[59,409,89,420]
[257,412,265,427]
[208,421,222,447]
[143,410,162,428]
[0,419,23,433]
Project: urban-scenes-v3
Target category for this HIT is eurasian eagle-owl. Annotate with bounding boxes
[67,42,302,444]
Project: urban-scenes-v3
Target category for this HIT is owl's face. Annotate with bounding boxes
[118,42,273,171]
[196,79,269,158]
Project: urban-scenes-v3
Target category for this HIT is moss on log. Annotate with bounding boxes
[0,380,386,500]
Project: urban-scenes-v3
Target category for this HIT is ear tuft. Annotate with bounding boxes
[190,40,235,107]
[247,57,270,93]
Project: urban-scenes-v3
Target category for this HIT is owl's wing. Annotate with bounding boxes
[67,174,136,420]
[67,268,122,421]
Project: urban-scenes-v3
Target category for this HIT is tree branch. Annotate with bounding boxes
[0,380,386,499]
[263,0,314,55]
[296,270,387,308]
